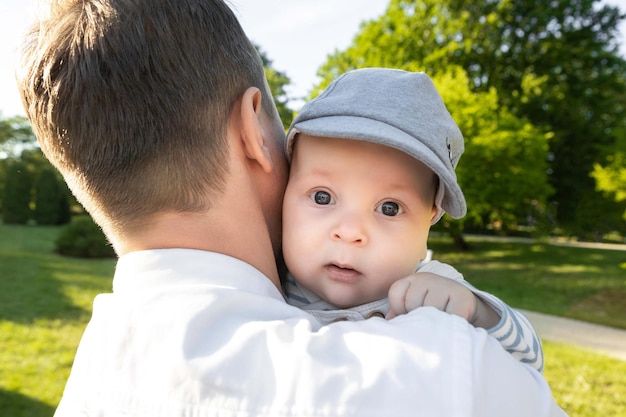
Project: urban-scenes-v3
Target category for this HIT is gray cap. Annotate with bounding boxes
[286,68,466,221]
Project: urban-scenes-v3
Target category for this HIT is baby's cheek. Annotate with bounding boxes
[283,226,317,273]
[386,255,423,281]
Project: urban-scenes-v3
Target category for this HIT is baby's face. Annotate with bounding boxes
[282,134,437,308]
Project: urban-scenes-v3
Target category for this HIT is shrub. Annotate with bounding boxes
[34,168,71,225]
[55,216,116,258]
[2,160,32,224]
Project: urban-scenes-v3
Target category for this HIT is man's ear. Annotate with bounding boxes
[239,87,273,173]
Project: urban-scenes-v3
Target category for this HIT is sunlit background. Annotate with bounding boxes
[2,0,625,117]
[1,0,391,116]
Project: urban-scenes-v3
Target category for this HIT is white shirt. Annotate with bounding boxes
[54,249,567,417]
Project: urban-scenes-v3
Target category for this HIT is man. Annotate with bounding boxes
[16,0,567,415]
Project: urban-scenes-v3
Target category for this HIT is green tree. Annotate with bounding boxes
[34,167,71,225]
[55,215,115,258]
[0,159,6,213]
[593,154,626,209]
[316,0,626,236]
[0,117,38,215]
[591,126,626,224]
[19,148,52,179]
[0,116,36,158]
[257,45,294,130]
[1,146,75,225]
[2,160,33,224]
[433,69,552,244]
[491,0,626,233]
[317,44,553,241]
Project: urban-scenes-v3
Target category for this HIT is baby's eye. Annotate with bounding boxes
[377,201,401,216]
[311,190,333,205]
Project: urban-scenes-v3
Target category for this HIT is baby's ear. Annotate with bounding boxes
[430,178,444,224]
[430,203,443,225]
[239,87,272,173]
[430,205,439,221]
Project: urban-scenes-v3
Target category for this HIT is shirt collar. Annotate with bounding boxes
[113,249,284,301]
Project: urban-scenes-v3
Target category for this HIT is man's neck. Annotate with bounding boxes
[115,210,281,289]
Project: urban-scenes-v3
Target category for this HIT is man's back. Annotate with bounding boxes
[55,249,566,417]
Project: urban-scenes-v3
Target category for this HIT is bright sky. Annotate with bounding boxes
[1,0,624,118]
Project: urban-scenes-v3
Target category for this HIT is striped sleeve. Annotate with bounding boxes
[460,281,544,373]
[418,261,544,373]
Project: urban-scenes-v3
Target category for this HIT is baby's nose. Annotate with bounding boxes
[330,214,368,245]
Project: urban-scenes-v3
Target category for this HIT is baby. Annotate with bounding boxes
[282,68,543,371]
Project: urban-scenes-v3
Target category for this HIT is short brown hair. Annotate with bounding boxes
[17,0,274,236]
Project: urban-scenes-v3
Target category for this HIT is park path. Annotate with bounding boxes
[518,237,625,361]
[463,235,626,361]
[519,310,626,361]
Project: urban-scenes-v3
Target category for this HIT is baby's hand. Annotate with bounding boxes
[386,272,499,329]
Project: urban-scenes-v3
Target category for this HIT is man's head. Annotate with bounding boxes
[17,0,282,244]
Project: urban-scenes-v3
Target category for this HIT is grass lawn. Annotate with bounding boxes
[0,224,113,415]
[1,224,625,416]
[544,341,626,416]
[428,234,626,329]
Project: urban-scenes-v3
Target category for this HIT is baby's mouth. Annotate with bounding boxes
[325,263,361,282]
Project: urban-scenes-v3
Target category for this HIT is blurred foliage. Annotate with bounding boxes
[0,116,35,158]
[1,144,74,226]
[34,167,72,225]
[2,160,32,224]
[591,128,626,221]
[55,215,116,258]
[2,6,624,240]
[315,0,626,239]
[257,44,294,130]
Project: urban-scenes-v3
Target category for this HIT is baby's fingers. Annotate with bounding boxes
[387,277,425,318]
